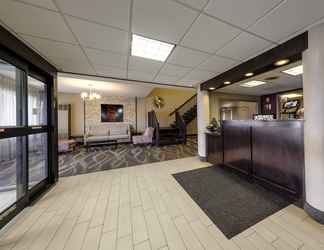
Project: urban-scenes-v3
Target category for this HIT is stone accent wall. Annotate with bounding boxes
[85,96,136,129]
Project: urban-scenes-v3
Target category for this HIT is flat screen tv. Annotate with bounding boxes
[101,104,124,122]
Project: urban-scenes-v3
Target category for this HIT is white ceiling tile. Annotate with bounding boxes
[0,0,75,43]
[181,14,240,53]
[94,65,127,78]
[54,58,95,74]
[159,64,192,78]
[128,70,156,82]
[181,69,216,83]
[155,74,180,84]
[132,0,198,43]
[197,55,237,73]
[58,75,154,97]
[85,48,127,69]
[128,56,163,75]
[167,46,210,68]
[177,0,209,10]
[204,0,282,29]
[176,79,198,86]
[66,16,128,53]
[217,32,272,61]
[268,73,303,86]
[56,0,131,30]
[21,35,86,63]
[20,0,58,10]
[249,0,324,42]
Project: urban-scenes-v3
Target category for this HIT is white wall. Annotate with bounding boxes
[197,86,209,159]
[58,93,147,135]
[303,23,324,216]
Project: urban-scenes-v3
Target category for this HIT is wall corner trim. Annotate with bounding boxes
[198,155,207,162]
[304,201,324,224]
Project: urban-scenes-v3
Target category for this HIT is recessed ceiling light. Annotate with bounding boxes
[274,59,290,66]
[240,80,266,88]
[131,34,175,62]
[282,65,303,76]
[245,72,254,77]
[224,81,231,85]
[209,87,215,90]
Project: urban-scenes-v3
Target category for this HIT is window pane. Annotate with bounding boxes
[0,137,24,213]
[28,133,47,189]
[0,59,23,127]
[28,76,47,126]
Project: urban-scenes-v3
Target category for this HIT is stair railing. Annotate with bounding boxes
[148,110,160,146]
[169,94,197,118]
[175,111,187,144]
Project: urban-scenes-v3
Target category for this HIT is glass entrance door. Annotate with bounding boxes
[0,59,26,213]
[0,55,50,224]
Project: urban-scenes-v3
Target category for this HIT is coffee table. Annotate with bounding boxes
[85,139,118,151]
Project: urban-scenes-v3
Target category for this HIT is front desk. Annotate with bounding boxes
[206,120,304,200]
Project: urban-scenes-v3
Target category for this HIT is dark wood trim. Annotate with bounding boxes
[60,71,195,89]
[201,32,308,91]
[169,94,197,116]
[0,25,57,76]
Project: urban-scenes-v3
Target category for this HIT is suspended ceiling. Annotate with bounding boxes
[1,0,324,87]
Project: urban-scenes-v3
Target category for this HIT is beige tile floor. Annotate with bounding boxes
[0,157,324,250]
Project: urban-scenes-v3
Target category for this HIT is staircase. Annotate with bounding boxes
[170,104,197,128]
[170,94,197,129]
[148,94,197,146]
[148,111,187,146]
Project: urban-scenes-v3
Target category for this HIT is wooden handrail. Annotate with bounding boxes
[169,94,197,116]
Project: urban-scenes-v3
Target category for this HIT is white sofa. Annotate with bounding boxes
[84,124,131,146]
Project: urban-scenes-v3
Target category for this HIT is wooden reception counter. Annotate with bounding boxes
[206,120,305,199]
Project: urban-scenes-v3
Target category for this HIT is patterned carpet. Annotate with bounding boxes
[59,137,197,177]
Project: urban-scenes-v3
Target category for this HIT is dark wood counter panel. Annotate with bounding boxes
[206,120,305,199]
[223,121,252,175]
[251,120,304,197]
[206,132,223,165]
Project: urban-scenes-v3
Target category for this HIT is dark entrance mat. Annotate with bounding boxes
[173,166,292,239]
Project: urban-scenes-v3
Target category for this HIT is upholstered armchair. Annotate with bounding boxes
[132,127,154,145]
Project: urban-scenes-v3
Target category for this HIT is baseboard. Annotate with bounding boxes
[199,155,207,162]
[304,201,324,224]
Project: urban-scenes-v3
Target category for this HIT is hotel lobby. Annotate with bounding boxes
[1,1,324,249]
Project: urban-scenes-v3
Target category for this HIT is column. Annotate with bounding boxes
[303,23,324,223]
[197,85,210,161]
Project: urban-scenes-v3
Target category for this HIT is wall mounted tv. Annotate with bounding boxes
[101,104,124,122]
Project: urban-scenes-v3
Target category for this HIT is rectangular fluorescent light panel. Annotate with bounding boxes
[240,80,266,88]
[131,34,174,62]
[282,65,303,76]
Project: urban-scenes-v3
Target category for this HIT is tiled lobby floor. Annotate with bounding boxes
[0,157,324,250]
